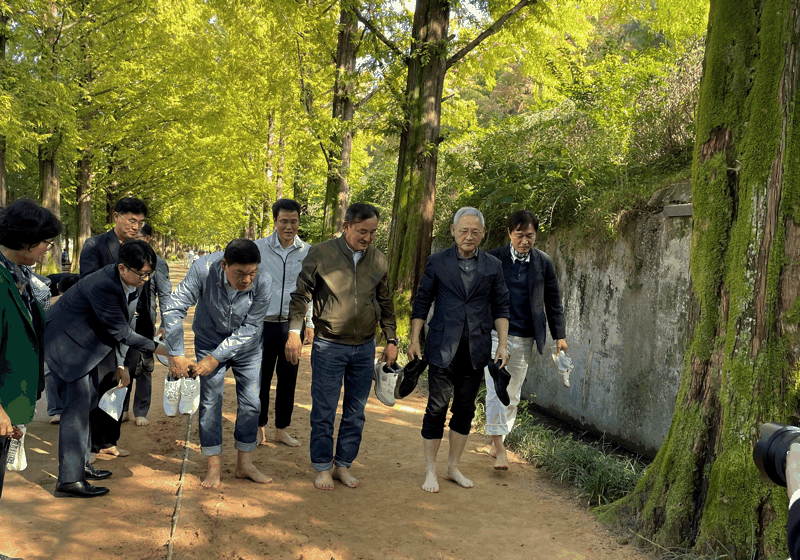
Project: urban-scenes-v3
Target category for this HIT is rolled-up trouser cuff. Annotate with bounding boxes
[235,438,257,453]
[312,459,334,472]
[201,444,222,456]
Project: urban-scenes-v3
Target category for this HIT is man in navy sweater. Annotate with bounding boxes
[485,209,567,470]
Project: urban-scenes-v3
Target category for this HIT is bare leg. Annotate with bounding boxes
[275,428,300,447]
[234,450,272,483]
[422,438,441,493]
[332,465,359,488]
[492,435,509,470]
[444,431,474,488]
[314,469,335,491]
[202,455,222,489]
[257,425,268,446]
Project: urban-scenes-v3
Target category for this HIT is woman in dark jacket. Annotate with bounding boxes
[0,199,62,499]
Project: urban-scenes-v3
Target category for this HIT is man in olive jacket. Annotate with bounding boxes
[285,202,397,491]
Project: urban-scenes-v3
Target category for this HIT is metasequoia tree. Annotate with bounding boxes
[602,1,800,558]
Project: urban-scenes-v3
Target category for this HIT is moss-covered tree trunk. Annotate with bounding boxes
[602,1,800,558]
[0,7,7,208]
[322,4,358,240]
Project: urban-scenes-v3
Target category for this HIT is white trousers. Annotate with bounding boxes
[484,332,537,437]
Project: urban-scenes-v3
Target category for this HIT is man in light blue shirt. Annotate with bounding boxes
[254,199,313,448]
[163,238,272,489]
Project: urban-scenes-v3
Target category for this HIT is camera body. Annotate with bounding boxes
[753,423,800,487]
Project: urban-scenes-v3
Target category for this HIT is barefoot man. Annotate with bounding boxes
[485,210,567,470]
[285,203,397,491]
[163,238,272,489]
[255,199,314,448]
[407,207,510,493]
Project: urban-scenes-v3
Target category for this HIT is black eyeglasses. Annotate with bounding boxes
[124,265,153,280]
[42,240,55,249]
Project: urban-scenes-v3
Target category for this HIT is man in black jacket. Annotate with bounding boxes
[45,240,167,497]
[484,209,567,470]
[408,207,510,493]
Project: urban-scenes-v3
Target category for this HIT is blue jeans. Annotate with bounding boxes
[196,344,262,456]
[309,338,375,471]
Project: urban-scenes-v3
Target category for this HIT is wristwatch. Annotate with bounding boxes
[386,338,398,346]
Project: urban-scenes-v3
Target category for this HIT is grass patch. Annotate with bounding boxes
[473,388,647,506]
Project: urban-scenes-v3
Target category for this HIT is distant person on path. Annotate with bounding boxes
[78,196,149,457]
[45,240,167,498]
[124,224,173,426]
[0,200,61,501]
[254,199,313,448]
[285,202,397,491]
[484,210,567,470]
[407,207,510,493]
[163,239,272,489]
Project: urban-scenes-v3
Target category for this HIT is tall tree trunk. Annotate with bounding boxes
[601,2,800,558]
[276,133,285,200]
[322,4,358,239]
[387,0,449,296]
[0,8,7,208]
[75,147,92,271]
[39,144,60,273]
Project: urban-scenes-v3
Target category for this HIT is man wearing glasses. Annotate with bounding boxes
[45,240,169,497]
[77,196,149,458]
[162,239,272,489]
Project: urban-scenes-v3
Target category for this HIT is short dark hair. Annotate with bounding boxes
[0,199,63,250]
[344,202,380,224]
[140,223,153,237]
[508,210,539,233]
[114,197,148,217]
[272,199,301,220]
[118,239,157,271]
[223,238,260,266]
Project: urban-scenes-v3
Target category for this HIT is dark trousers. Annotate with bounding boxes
[55,367,100,484]
[132,353,154,418]
[259,322,301,429]
[0,436,9,500]
[421,340,484,440]
[90,369,123,453]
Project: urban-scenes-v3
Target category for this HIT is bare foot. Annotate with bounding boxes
[99,446,130,457]
[202,457,222,489]
[234,462,273,484]
[49,414,60,424]
[135,416,149,426]
[422,470,439,493]
[444,467,474,488]
[314,470,335,491]
[275,429,300,448]
[257,426,268,446]
[332,465,359,488]
[488,444,498,458]
[494,448,509,470]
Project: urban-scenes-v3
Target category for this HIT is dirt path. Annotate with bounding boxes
[0,264,653,560]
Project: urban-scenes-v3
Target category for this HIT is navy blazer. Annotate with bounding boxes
[487,245,566,355]
[79,229,120,278]
[412,245,510,370]
[44,264,158,383]
[789,499,800,560]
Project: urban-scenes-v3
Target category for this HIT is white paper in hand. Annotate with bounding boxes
[99,386,128,421]
[551,349,574,388]
[6,425,27,472]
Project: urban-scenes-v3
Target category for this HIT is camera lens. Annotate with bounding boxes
[753,423,800,487]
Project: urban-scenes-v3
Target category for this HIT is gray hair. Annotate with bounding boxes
[453,207,485,227]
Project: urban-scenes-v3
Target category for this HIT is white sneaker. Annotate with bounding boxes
[163,374,181,417]
[373,360,401,407]
[179,377,200,415]
[552,350,573,388]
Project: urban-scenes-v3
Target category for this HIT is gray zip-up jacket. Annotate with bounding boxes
[254,231,313,326]
[163,252,271,361]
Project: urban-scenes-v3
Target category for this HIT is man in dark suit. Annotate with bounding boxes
[45,240,167,498]
[126,223,172,426]
[484,209,567,470]
[408,207,510,493]
[79,196,148,455]
[79,196,148,278]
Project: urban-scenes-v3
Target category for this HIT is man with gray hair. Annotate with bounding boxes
[408,207,510,492]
